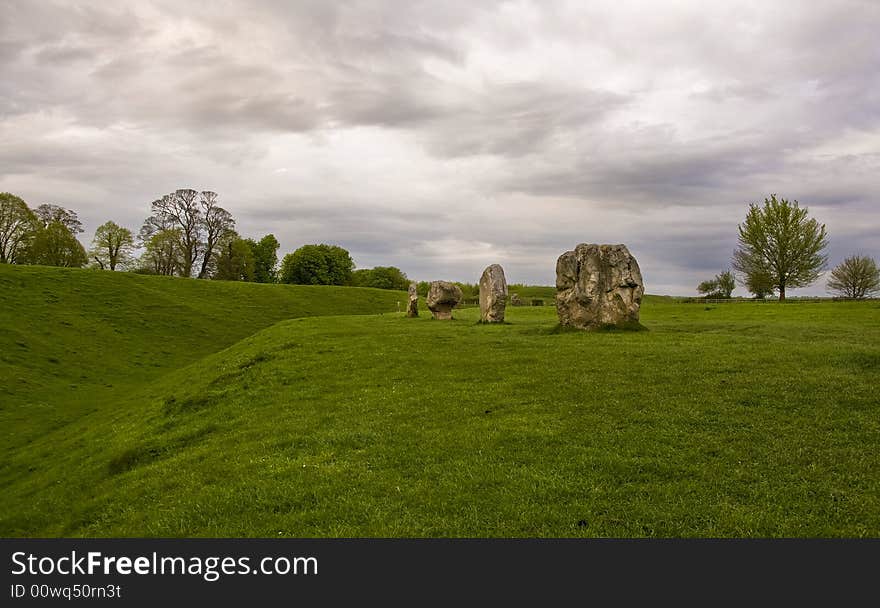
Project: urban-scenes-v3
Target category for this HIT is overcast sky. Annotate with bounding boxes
[2,0,878,294]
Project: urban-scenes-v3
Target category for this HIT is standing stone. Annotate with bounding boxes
[406,282,419,317]
[426,281,462,320]
[510,293,523,306]
[555,243,644,330]
[479,264,508,323]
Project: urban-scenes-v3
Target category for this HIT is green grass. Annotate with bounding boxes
[0,265,405,454]
[507,284,556,301]
[2,265,879,537]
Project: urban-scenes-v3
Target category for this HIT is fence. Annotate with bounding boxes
[683,297,878,304]
[455,297,552,308]
[445,296,876,308]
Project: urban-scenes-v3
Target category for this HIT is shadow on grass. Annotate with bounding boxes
[107,424,217,476]
[545,321,649,335]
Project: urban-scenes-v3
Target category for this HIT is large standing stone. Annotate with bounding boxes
[479,264,508,323]
[555,243,644,330]
[406,282,419,317]
[426,281,462,320]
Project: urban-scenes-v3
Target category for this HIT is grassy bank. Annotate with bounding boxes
[0,264,405,453]
[2,270,878,536]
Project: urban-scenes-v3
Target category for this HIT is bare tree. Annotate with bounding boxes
[827,255,880,299]
[150,189,203,277]
[197,191,235,279]
[34,204,83,234]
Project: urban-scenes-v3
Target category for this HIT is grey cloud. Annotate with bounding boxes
[33,42,101,64]
[419,83,627,158]
[1,0,878,295]
[500,134,780,207]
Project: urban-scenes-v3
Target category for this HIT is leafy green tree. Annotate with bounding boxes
[742,269,775,299]
[697,270,735,298]
[213,233,256,281]
[826,255,880,299]
[0,192,38,263]
[248,234,280,283]
[20,220,88,267]
[717,271,736,298]
[351,268,371,287]
[279,244,354,285]
[732,195,828,301]
[697,278,719,297]
[138,228,184,276]
[455,282,479,299]
[90,221,135,270]
[351,266,410,290]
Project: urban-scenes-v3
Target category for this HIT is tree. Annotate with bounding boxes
[732,195,828,301]
[149,189,202,277]
[34,204,83,235]
[697,278,719,297]
[90,221,134,270]
[717,271,736,298]
[248,234,280,283]
[455,281,479,299]
[697,270,735,298]
[197,191,235,279]
[351,266,410,290]
[213,233,255,281]
[146,189,237,278]
[138,212,177,275]
[20,220,88,267]
[742,269,775,299]
[279,244,354,285]
[0,192,38,264]
[138,228,184,276]
[826,255,880,299]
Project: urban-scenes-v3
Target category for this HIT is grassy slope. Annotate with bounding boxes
[3,285,879,536]
[0,265,405,455]
[507,284,556,301]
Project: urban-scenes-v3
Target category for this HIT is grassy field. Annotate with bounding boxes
[2,266,879,537]
[506,284,556,301]
[0,265,405,455]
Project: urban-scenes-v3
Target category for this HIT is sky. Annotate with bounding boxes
[1,0,878,295]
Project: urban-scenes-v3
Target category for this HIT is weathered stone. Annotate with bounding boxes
[555,243,644,330]
[479,264,508,323]
[406,282,419,317]
[426,281,462,320]
[510,293,523,306]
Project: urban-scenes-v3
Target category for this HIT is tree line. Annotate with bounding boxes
[697,195,879,300]
[5,190,876,298]
[0,190,411,290]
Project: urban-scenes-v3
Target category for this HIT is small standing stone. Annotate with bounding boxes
[406,282,419,317]
[426,281,462,320]
[479,264,508,323]
[556,243,644,330]
[510,293,523,306]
